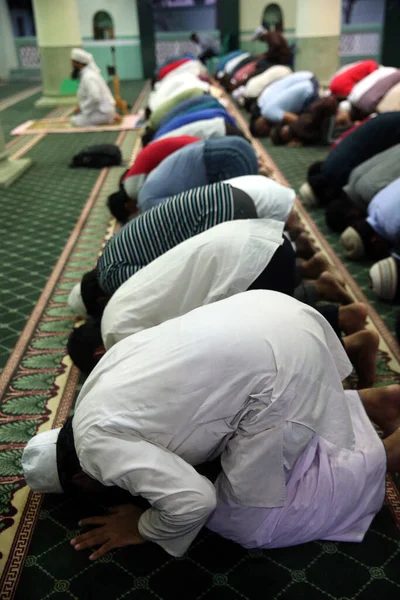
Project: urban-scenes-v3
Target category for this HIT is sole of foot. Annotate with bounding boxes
[345,329,379,389]
[296,232,316,259]
[316,271,353,305]
[339,302,368,334]
[302,252,346,286]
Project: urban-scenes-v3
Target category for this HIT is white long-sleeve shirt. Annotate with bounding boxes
[73,291,354,557]
[348,66,396,106]
[223,175,295,222]
[101,219,285,349]
[77,65,115,116]
[149,73,209,112]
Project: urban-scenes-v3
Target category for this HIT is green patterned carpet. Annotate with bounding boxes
[0,81,143,371]
[1,84,400,600]
[2,93,48,142]
[0,82,39,100]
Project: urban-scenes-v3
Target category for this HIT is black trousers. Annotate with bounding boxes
[248,237,296,296]
[232,187,258,220]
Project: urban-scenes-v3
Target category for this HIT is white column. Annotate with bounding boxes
[0,0,18,80]
[0,121,32,187]
[32,0,82,106]
[295,0,342,84]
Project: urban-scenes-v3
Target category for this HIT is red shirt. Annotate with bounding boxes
[330,60,378,98]
[158,58,193,81]
[123,136,201,180]
[232,60,258,85]
[122,136,200,199]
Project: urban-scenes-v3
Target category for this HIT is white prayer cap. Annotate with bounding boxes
[68,283,87,317]
[339,100,351,113]
[299,182,318,207]
[71,48,93,65]
[252,26,268,40]
[22,428,63,494]
[340,226,365,260]
[369,257,398,301]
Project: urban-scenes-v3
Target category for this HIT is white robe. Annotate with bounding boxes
[101,219,285,350]
[223,175,295,223]
[348,66,396,106]
[73,290,354,557]
[149,73,209,112]
[72,65,116,127]
[244,65,292,99]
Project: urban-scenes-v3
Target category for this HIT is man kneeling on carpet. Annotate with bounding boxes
[70,48,120,127]
[22,291,398,557]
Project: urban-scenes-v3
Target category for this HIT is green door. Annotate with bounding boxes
[137,0,156,78]
[217,0,239,52]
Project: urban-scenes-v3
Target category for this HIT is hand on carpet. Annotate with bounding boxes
[71,504,146,560]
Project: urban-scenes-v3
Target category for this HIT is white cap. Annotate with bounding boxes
[339,100,351,113]
[71,48,92,65]
[369,257,398,301]
[252,26,267,40]
[340,226,365,260]
[299,182,318,207]
[22,428,63,494]
[68,282,87,317]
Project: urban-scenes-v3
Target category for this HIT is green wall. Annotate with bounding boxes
[82,38,143,80]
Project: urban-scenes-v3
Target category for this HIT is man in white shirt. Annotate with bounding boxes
[70,48,118,127]
[22,291,400,558]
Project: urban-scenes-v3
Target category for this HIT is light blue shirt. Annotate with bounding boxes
[138,141,207,212]
[257,71,315,123]
[367,177,400,245]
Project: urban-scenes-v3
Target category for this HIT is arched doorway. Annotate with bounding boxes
[93,10,114,40]
[262,3,284,32]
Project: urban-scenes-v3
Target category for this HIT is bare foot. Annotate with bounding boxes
[258,165,273,178]
[359,384,400,437]
[315,272,352,304]
[296,232,316,259]
[343,330,379,389]
[338,302,368,334]
[286,209,302,237]
[300,252,345,285]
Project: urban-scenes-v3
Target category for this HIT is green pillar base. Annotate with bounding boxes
[0,157,32,187]
[35,94,76,108]
[295,35,340,86]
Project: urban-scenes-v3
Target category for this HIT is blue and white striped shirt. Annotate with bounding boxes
[97,183,235,295]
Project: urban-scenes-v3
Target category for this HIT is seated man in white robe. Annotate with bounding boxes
[22,291,396,558]
[70,48,118,127]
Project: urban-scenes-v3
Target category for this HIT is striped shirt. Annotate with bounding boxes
[97,183,235,295]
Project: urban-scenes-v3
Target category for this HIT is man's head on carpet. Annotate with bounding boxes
[107,189,138,223]
[68,269,110,320]
[22,419,107,496]
[250,115,272,138]
[270,124,292,146]
[67,321,105,375]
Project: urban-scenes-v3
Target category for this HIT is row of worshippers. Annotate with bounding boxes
[21,49,400,562]
[221,52,400,146]
[299,111,400,309]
